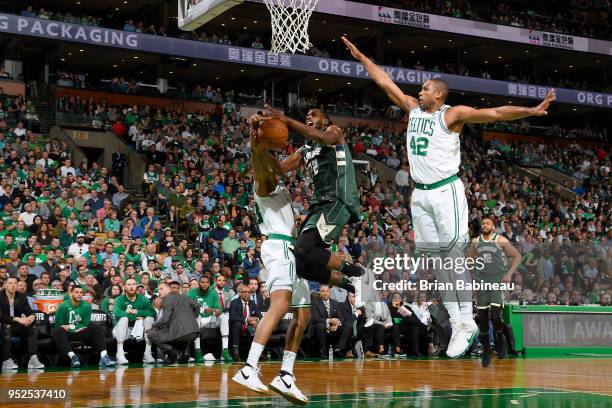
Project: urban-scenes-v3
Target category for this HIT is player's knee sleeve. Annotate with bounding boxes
[477,308,490,334]
[490,305,503,332]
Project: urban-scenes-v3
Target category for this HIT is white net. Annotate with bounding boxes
[262,0,319,54]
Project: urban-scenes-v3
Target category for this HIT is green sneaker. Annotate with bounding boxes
[195,349,204,363]
[222,348,233,362]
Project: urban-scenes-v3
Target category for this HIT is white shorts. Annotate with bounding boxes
[411,178,469,252]
[260,239,310,308]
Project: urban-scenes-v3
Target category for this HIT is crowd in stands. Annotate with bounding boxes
[356,0,612,41]
[0,83,609,368]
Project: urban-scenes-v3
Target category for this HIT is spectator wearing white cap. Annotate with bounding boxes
[68,233,89,259]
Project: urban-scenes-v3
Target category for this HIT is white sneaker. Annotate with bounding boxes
[461,320,479,349]
[115,352,129,365]
[269,372,308,405]
[232,364,268,394]
[2,358,18,371]
[446,323,469,358]
[143,352,156,364]
[28,355,45,369]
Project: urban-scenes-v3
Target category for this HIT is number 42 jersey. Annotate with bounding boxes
[406,104,461,185]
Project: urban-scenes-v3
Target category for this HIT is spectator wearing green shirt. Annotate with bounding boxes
[104,210,121,233]
[222,229,240,264]
[11,220,30,246]
[168,184,186,224]
[112,278,156,365]
[53,286,116,368]
[0,234,17,257]
[187,276,221,362]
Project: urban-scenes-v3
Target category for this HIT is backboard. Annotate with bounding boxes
[178,0,244,31]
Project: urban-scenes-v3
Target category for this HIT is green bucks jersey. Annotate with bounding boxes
[301,141,360,219]
[476,233,507,276]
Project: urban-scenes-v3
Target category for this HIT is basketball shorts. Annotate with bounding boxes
[261,238,310,308]
[302,201,356,245]
[476,272,505,308]
[411,177,469,252]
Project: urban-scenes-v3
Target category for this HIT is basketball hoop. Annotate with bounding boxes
[262,0,319,54]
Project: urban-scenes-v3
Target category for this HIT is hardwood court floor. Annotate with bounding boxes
[0,357,610,407]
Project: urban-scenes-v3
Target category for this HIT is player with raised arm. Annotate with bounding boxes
[232,126,310,405]
[261,106,376,304]
[469,216,522,367]
[341,36,555,358]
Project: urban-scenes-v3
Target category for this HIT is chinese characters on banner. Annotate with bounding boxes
[377,7,430,29]
[528,30,575,50]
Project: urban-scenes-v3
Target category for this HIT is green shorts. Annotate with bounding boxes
[302,201,357,245]
[476,273,505,308]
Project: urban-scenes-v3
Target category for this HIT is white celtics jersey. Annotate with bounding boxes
[254,184,295,237]
[406,104,461,184]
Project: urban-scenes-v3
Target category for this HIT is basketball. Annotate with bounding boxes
[258,118,288,147]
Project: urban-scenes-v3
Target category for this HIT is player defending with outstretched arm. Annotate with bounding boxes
[342,36,554,358]
[469,216,522,367]
[232,128,310,405]
[260,106,372,301]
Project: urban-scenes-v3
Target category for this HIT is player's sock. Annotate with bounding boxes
[280,350,297,375]
[68,351,76,359]
[117,343,125,355]
[339,261,365,277]
[100,350,108,358]
[145,344,152,354]
[459,302,474,324]
[194,338,201,350]
[246,342,265,368]
[222,336,229,349]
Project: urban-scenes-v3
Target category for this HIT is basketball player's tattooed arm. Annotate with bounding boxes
[341,36,419,112]
[446,89,556,129]
[264,104,344,146]
[497,236,522,284]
